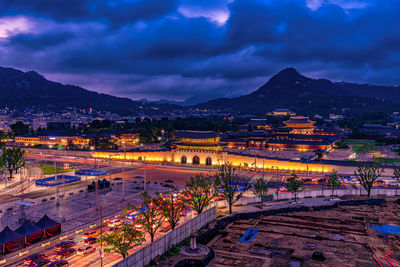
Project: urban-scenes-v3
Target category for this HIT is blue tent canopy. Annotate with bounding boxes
[371,224,400,237]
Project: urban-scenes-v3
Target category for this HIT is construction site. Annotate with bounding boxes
[207,199,400,267]
[157,198,400,267]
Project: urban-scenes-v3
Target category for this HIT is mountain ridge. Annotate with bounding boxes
[195,67,400,115]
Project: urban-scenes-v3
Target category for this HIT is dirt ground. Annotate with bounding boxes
[208,199,400,267]
[156,198,400,267]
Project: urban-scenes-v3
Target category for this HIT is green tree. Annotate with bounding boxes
[1,147,25,179]
[215,163,250,214]
[97,222,144,259]
[127,192,163,242]
[326,169,341,198]
[156,187,186,230]
[354,162,384,197]
[253,177,269,207]
[393,167,400,196]
[182,173,218,215]
[285,173,304,203]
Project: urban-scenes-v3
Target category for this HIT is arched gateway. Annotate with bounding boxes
[181,156,187,164]
[192,156,200,165]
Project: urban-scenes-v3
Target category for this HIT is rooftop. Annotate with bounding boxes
[174,130,219,139]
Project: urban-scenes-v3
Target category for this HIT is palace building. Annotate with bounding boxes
[283,116,316,135]
[224,116,343,152]
[173,131,226,165]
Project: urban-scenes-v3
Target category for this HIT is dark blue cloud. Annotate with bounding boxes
[0,0,400,102]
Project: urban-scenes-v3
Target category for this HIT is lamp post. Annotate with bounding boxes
[144,156,147,192]
[271,166,279,183]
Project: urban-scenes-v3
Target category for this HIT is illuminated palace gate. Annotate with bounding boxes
[173,149,226,165]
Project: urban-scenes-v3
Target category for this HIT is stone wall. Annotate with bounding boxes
[112,205,217,267]
[215,188,399,208]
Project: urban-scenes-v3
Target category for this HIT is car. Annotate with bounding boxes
[84,237,97,244]
[303,178,312,183]
[77,245,96,256]
[27,259,51,267]
[24,254,47,265]
[278,187,288,192]
[388,180,398,186]
[108,227,119,232]
[55,248,76,260]
[349,179,360,185]
[374,180,386,186]
[108,219,121,227]
[317,178,326,184]
[48,260,68,267]
[82,230,98,239]
[53,241,75,252]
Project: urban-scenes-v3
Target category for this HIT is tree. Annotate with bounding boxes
[66,139,78,150]
[215,163,250,214]
[285,173,304,203]
[156,187,186,230]
[326,169,341,198]
[1,147,25,179]
[182,173,218,215]
[127,192,163,242]
[354,162,384,197]
[393,166,400,196]
[10,121,30,136]
[97,222,144,259]
[253,177,269,207]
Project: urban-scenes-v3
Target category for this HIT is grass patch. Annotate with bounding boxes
[38,164,75,175]
[351,143,376,155]
[159,238,190,260]
[373,158,400,163]
[343,140,375,145]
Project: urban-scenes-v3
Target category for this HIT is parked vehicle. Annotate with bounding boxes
[388,180,398,186]
[55,248,76,260]
[48,260,68,267]
[24,254,47,265]
[53,241,76,252]
[84,237,97,244]
[77,245,96,256]
[82,231,98,239]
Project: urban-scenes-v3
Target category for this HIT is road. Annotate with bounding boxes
[8,210,195,267]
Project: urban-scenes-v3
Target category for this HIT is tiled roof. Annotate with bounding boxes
[174,130,219,139]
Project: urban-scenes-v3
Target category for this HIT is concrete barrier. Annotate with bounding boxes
[112,206,217,267]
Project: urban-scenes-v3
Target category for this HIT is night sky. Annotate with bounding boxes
[0,0,399,103]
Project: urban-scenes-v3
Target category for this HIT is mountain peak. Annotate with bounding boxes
[265,67,307,87]
[273,67,302,79]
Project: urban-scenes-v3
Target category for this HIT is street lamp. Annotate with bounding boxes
[144,156,147,192]
[271,166,279,183]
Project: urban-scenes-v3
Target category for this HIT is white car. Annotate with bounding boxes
[108,219,121,227]
[77,245,96,256]
[349,179,360,185]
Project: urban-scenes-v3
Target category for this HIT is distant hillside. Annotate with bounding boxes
[195,68,400,115]
[0,67,181,115]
